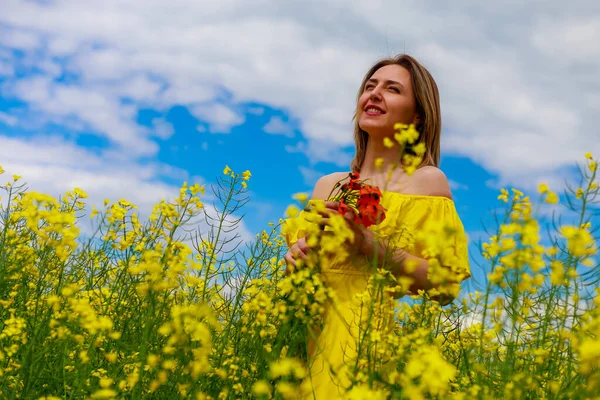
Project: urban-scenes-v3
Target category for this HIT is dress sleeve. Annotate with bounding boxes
[443,204,471,279]
[398,197,471,281]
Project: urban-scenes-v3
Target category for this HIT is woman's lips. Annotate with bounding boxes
[365,108,385,116]
[364,105,385,116]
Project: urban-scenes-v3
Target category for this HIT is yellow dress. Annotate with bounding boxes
[282,191,471,399]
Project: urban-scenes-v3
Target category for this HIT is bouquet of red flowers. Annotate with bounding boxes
[327,172,386,228]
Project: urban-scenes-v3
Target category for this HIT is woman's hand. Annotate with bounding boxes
[284,237,312,275]
[311,201,377,257]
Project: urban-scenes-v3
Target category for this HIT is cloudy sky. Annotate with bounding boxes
[1,0,599,284]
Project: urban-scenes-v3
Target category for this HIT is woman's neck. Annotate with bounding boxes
[359,136,406,182]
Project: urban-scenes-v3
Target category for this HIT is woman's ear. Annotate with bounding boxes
[413,114,422,126]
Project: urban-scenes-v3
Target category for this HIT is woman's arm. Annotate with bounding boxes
[360,236,455,305]
[357,167,458,304]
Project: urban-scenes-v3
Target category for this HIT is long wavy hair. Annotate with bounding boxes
[350,54,442,172]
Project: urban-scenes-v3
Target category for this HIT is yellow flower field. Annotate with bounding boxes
[0,154,598,399]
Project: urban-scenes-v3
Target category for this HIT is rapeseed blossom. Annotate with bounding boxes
[0,154,598,398]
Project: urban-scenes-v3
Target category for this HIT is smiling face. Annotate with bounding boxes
[351,55,442,173]
[357,64,420,138]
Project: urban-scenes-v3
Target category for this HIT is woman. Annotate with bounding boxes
[283,54,471,398]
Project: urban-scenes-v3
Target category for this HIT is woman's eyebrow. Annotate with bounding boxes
[366,78,404,90]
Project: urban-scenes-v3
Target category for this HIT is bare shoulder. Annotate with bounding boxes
[311,171,350,200]
[412,166,453,199]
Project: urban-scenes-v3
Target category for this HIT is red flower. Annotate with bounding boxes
[337,198,351,216]
[356,202,386,227]
[328,171,387,228]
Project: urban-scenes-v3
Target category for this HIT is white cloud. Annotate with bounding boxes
[116,75,164,103]
[285,140,353,168]
[191,103,245,134]
[0,26,40,50]
[0,60,14,77]
[0,112,18,127]
[151,117,175,140]
[263,116,294,137]
[532,17,600,64]
[247,107,264,115]
[5,76,158,155]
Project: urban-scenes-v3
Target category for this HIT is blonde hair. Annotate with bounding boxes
[350,54,442,172]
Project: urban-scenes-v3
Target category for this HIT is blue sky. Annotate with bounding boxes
[1,0,599,288]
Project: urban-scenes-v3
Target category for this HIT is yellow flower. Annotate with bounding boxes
[584,152,593,160]
[374,157,384,169]
[147,354,160,367]
[578,338,600,374]
[99,377,113,388]
[90,206,99,219]
[79,350,90,364]
[275,382,295,397]
[345,384,388,399]
[561,226,597,258]
[242,170,251,180]
[292,192,309,203]
[0,165,4,174]
[537,183,549,194]
[285,205,300,218]
[404,165,417,176]
[269,357,307,379]
[383,137,394,148]
[394,124,420,144]
[498,188,509,203]
[511,188,524,198]
[413,142,426,155]
[73,187,88,199]
[550,261,565,285]
[576,188,584,199]
[545,191,559,204]
[190,183,205,195]
[590,161,598,172]
[12,174,21,181]
[223,165,232,175]
[252,380,271,396]
[90,389,117,399]
[162,359,177,370]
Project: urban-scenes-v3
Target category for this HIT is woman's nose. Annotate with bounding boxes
[369,86,383,100]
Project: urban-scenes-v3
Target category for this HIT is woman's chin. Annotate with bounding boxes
[359,122,391,136]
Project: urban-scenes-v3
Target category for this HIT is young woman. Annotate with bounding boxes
[283,54,471,397]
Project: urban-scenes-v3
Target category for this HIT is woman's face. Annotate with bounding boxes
[357,64,419,137]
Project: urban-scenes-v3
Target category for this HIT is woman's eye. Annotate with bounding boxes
[389,87,400,93]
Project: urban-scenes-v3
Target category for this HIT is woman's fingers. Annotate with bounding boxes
[284,252,295,266]
[284,242,310,275]
[304,201,339,217]
[284,251,297,275]
[324,201,339,210]
[297,241,311,255]
[317,211,356,230]
[292,246,308,260]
